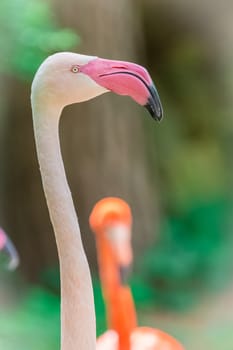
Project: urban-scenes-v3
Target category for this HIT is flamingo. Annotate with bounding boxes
[0,227,19,270]
[31,52,163,350]
[89,197,137,349]
[90,197,184,350]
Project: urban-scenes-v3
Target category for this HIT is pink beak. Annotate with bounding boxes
[80,58,163,121]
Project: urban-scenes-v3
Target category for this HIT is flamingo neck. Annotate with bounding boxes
[32,104,96,350]
[96,236,137,350]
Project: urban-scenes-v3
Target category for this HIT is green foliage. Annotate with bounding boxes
[0,287,60,350]
[130,275,155,306]
[139,198,232,310]
[92,279,107,336]
[141,16,233,310]
[0,282,107,348]
[40,266,60,294]
[0,0,79,79]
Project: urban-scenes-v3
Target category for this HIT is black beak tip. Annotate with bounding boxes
[144,80,164,122]
[119,265,131,285]
[3,239,19,270]
[145,101,163,122]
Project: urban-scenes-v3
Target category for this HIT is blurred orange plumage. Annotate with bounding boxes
[90,197,184,350]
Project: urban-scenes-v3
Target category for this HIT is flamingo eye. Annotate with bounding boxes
[71,65,80,73]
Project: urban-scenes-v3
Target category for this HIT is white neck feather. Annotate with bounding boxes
[32,104,96,350]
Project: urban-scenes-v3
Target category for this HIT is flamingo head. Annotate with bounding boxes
[0,228,19,270]
[89,197,133,284]
[31,52,163,121]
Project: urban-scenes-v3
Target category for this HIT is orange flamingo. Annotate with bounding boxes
[90,197,184,350]
[90,197,136,350]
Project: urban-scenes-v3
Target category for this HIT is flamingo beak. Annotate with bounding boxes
[80,58,163,121]
[0,229,19,270]
[105,224,133,285]
[144,84,163,121]
[3,238,19,270]
[119,265,132,285]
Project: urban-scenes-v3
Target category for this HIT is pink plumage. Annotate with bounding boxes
[0,228,7,250]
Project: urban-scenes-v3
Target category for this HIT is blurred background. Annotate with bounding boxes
[0,0,233,349]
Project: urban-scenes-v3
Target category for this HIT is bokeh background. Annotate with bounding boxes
[0,0,233,349]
